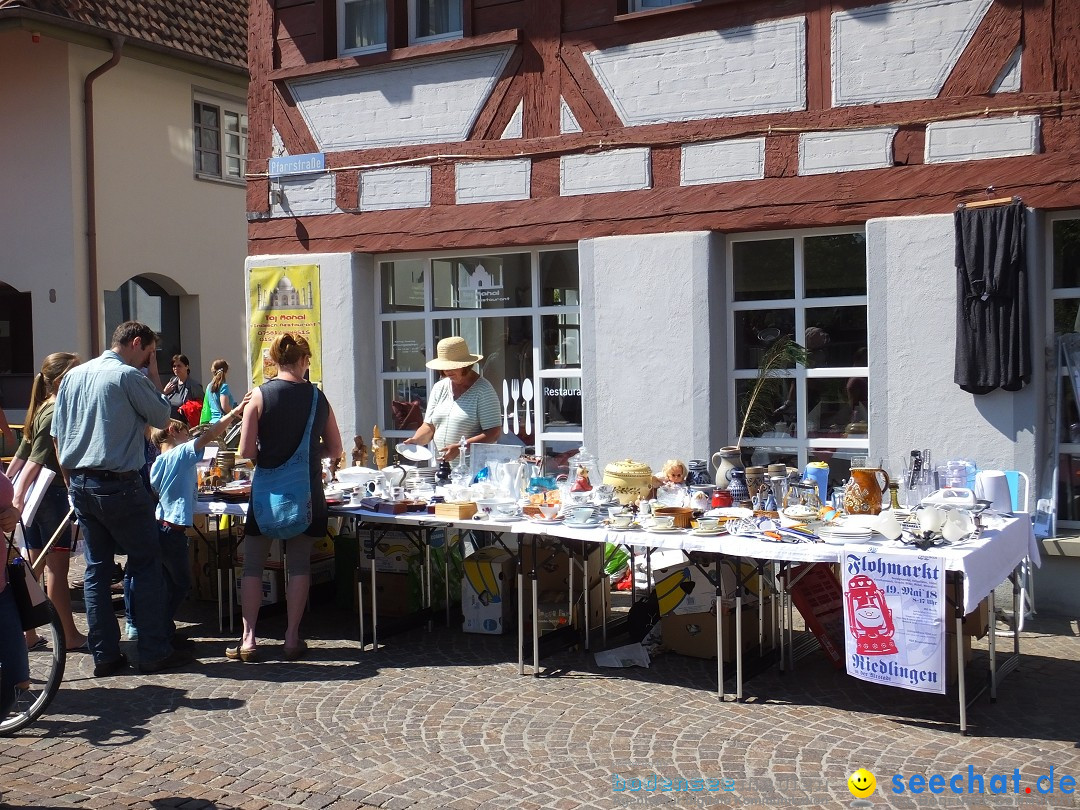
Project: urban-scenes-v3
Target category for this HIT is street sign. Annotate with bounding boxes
[268,152,325,178]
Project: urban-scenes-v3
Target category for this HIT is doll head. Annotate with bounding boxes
[661,459,688,484]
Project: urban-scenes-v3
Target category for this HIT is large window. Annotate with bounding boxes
[728,229,868,490]
[629,0,699,10]
[339,0,387,54]
[378,247,581,475]
[193,96,247,183]
[1049,213,1080,530]
[337,0,462,55]
[410,0,462,43]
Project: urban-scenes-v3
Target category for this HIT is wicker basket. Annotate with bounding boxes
[652,506,693,528]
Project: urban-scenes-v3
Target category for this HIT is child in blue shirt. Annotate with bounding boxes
[150,397,246,640]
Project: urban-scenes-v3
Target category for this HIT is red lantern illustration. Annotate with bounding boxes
[846,574,898,655]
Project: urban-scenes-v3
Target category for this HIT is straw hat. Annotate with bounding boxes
[426,336,483,370]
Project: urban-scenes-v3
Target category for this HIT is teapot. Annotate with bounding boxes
[490,459,525,499]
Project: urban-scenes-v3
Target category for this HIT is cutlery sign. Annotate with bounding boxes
[502,378,537,437]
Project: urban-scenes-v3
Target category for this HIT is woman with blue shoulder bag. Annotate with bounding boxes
[228,333,342,663]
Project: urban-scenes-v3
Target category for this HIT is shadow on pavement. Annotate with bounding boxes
[37,685,243,745]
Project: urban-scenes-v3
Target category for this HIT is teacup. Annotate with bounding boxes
[612,513,633,528]
[650,515,675,530]
[696,518,719,532]
[571,506,595,523]
[538,504,560,520]
[493,502,520,519]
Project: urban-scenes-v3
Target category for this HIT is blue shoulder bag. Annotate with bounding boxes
[250,386,319,540]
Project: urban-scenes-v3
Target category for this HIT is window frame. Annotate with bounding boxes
[192,93,247,185]
[338,0,389,56]
[628,0,700,11]
[375,245,582,470]
[726,226,869,473]
[1047,209,1080,533]
[407,0,463,46]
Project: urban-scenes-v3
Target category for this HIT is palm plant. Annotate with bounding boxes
[735,335,809,449]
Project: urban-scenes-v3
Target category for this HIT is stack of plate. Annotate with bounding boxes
[404,466,438,488]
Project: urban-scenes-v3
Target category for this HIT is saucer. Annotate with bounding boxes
[608,524,636,532]
[563,520,602,529]
[527,517,563,525]
[690,528,726,536]
[489,514,524,522]
[646,525,682,533]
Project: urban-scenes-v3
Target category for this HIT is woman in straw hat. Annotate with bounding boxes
[402,336,502,462]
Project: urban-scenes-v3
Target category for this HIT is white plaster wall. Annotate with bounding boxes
[85,46,249,396]
[865,213,1040,483]
[0,32,85,370]
[560,149,651,196]
[360,166,432,211]
[798,127,897,175]
[289,47,513,150]
[924,115,1040,164]
[583,19,806,126]
[500,101,523,140]
[990,47,1022,94]
[245,252,376,447]
[832,0,992,107]
[560,98,582,134]
[455,160,531,204]
[681,138,766,186]
[0,33,247,420]
[579,232,727,473]
[272,174,341,217]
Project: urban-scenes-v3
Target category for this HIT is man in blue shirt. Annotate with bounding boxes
[52,321,189,676]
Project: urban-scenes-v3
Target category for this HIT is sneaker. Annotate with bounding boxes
[93,653,130,678]
[138,649,194,674]
[125,622,139,640]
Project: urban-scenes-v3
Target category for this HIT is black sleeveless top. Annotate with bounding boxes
[245,378,330,538]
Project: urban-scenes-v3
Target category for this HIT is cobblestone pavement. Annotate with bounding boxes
[2,593,1079,810]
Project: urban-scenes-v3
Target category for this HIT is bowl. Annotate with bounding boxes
[538,505,560,520]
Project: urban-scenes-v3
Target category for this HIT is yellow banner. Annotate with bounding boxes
[248,265,322,385]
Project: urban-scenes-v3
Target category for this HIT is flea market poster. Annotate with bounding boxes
[248,265,323,385]
[842,549,946,694]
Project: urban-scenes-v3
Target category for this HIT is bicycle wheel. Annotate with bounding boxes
[0,601,66,735]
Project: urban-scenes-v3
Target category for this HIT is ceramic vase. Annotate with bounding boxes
[710,446,744,488]
[726,469,750,507]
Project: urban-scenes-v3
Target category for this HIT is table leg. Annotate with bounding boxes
[444,531,451,629]
[989,585,998,701]
[583,548,591,652]
[425,531,433,632]
[715,558,724,701]
[517,542,525,676]
[371,556,378,652]
[532,535,540,677]
[956,615,967,735]
[217,569,224,634]
[736,592,744,701]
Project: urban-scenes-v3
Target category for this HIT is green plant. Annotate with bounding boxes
[735,336,809,449]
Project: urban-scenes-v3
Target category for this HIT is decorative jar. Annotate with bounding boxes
[602,458,653,505]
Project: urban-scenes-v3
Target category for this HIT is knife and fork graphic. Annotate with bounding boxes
[502,378,535,436]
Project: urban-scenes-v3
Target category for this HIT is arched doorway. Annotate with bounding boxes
[0,281,35,412]
[104,275,185,379]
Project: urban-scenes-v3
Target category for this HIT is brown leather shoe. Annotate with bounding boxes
[225,645,258,663]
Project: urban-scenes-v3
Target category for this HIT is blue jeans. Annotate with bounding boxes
[23,485,74,551]
[69,474,172,665]
[0,584,30,719]
[160,526,191,635]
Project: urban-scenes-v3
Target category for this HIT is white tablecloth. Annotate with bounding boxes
[194,500,248,518]
[509,514,1036,615]
[328,507,1035,614]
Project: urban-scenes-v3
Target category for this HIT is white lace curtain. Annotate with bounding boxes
[344,0,386,49]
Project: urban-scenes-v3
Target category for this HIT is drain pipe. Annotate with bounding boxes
[84,35,123,353]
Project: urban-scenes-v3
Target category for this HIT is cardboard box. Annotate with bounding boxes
[361,571,423,617]
[520,543,604,593]
[661,600,776,662]
[461,546,516,634]
[645,556,767,617]
[783,563,846,670]
[234,567,284,606]
[358,531,420,573]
